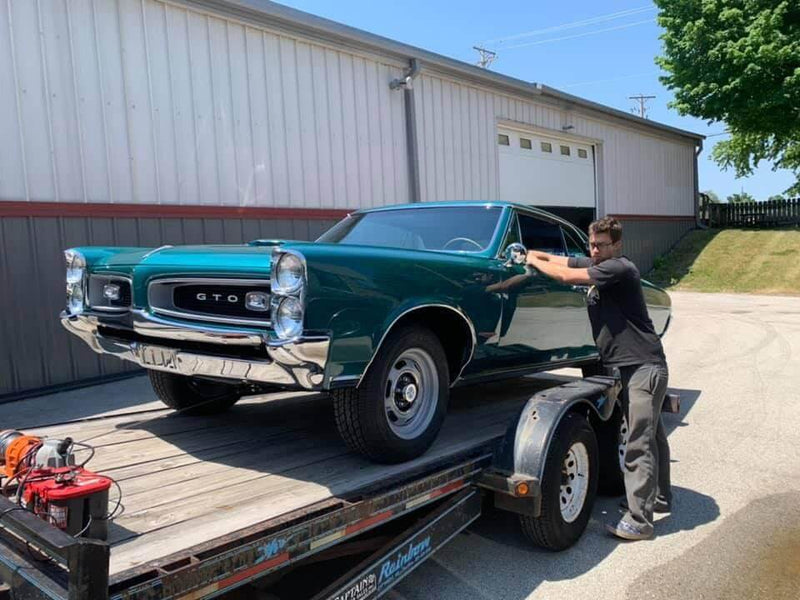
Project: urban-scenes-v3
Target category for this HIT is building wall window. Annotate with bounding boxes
[540,141,552,153]
[520,137,532,150]
[578,148,588,159]
[498,134,510,146]
[560,145,571,156]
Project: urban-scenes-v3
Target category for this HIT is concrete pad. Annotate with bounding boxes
[389,291,800,600]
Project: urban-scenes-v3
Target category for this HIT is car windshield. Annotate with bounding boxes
[317,206,503,252]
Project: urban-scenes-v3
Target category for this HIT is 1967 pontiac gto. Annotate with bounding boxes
[61,202,670,463]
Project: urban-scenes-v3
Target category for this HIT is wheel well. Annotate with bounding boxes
[386,306,474,385]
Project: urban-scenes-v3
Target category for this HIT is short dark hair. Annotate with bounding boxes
[588,217,622,243]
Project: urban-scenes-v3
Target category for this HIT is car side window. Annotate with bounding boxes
[519,214,566,255]
[562,227,589,257]
[499,212,522,253]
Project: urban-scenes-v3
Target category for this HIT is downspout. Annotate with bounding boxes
[694,139,708,229]
[391,59,422,202]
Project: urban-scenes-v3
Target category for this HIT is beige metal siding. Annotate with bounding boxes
[415,73,696,216]
[0,0,408,209]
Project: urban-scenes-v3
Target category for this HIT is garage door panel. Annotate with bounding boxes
[498,128,595,209]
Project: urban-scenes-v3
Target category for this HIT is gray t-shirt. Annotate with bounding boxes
[568,256,665,367]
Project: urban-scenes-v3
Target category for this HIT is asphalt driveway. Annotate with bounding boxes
[388,291,800,600]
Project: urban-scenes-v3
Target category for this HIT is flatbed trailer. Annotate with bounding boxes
[0,372,622,600]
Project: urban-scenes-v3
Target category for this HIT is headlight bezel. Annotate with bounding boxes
[270,249,307,341]
[64,248,87,315]
[273,252,305,295]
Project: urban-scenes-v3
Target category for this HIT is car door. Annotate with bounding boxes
[495,212,594,367]
[560,223,596,351]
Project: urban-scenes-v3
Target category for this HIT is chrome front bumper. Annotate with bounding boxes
[61,310,329,390]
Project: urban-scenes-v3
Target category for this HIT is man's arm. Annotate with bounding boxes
[527,255,594,285]
[526,250,570,266]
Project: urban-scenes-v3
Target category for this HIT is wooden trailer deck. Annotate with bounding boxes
[1,373,573,578]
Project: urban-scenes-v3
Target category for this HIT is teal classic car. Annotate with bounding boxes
[61,202,670,463]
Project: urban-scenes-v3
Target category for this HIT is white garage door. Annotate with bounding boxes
[498,127,596,209]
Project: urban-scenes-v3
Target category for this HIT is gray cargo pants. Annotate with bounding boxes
[619,362,671,534]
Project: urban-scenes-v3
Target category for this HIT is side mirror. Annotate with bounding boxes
[503,243,528,267]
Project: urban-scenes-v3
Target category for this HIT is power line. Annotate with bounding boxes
[629,94,656,118]
[480,5,656,45]
[503,18,656,49]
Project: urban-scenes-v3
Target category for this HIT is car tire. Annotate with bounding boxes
[148,370,241,415]
[596,405,626,496]
[520,412,599,551]
[332,326,449,464]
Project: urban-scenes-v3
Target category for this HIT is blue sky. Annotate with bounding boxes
[276,0,795,201]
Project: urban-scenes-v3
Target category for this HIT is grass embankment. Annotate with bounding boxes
[647,228,800,295]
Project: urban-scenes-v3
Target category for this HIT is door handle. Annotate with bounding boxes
[571,285,590,293]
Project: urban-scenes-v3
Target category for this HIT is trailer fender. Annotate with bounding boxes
[483,376,620,516]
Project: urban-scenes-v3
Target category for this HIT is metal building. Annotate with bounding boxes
[0,0,703,399]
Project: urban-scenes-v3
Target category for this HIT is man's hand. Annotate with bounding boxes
[527,250,550,263]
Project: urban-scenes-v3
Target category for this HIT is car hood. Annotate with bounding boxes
[96,242,285,274]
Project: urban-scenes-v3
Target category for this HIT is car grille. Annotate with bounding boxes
[88,275,132,311]
[148,279,272,326]
[173,284,271,319]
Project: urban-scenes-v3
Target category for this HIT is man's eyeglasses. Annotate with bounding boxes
[589,241,614,250]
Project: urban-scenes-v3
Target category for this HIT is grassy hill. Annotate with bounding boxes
[646,228,800,295]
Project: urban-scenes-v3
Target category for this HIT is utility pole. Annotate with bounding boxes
[628,94,655,118]
[473,46,497,69]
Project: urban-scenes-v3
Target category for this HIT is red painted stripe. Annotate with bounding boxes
[430,479,465,499]
[608,214,695,222]
[0,201,352,220]
[214,552,290,589]
[345,510,393,535]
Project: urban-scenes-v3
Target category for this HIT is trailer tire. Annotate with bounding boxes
[332,326,449,464]
[596,406,626,496]
[520,412,598,551]
[148,370,241,415]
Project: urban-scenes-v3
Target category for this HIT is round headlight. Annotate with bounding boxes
[274,296,304,339]
[275,253,304,292]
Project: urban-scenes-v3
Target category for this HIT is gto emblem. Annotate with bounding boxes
[196,293,239,303]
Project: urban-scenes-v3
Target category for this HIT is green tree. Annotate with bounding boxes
[727,192,756,204]
[655,1,800,195]
[702,190,721,203]
[766,194,786,202]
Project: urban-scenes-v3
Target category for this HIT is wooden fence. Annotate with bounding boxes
[704,197,800,228]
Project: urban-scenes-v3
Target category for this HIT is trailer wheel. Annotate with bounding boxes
[520,412,598,551]
[332,326,449,464]
[148,370,241,415]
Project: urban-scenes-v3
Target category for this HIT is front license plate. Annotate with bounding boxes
[136,345,179,370]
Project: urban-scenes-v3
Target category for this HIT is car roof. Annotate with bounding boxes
[353,201,585,233]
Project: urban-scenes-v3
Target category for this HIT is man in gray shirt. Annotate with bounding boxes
[527,217,671,541]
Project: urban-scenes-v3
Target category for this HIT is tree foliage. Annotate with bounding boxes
[702,189,722,203]
[726,191,756,203]
[655,1,800,194]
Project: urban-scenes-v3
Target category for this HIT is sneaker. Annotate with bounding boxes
[605,520,653,541]
[619,499,671,514]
